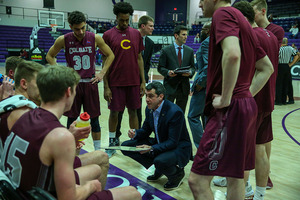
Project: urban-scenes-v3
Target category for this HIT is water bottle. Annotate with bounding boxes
[76,112,90,141]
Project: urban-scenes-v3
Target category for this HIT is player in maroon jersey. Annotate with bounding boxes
[233,1,279,199]
[1,65,141,200]
[46,10,115,152]
[188,0,273,199]
[102,2,146,157]
[0,61,109,189]
[250,0,284,47]
[250,0,285,189]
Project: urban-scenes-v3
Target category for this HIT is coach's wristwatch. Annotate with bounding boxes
[149,146,155,157]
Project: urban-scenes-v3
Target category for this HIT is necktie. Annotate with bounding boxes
[178,47,182,66]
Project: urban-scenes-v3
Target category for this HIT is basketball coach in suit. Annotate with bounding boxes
[121,82,192,191]
[158,25,195,113]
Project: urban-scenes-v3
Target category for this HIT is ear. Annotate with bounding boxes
[66,87,71,97]
[159,94,164,100]
[8,69,14,79]
[20,78,27,90]
[261,8,267,15]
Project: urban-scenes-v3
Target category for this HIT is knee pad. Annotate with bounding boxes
[91,117,101,132]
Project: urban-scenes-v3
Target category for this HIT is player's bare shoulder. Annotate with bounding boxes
[46,127,75,148]
[54,35,66,49]
[95,33,105,46]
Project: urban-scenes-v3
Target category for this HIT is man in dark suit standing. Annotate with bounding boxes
[158,25,195,113]
[121,82,192,191]
[138,15,155,84]
[115,15,155,143]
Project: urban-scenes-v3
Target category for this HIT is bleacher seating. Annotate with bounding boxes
[152,24,175,36]
[0,25,72,63]
[0,21,299,64]
[268,0,300,18]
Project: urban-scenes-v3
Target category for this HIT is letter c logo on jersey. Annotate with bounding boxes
[121,39,131,50]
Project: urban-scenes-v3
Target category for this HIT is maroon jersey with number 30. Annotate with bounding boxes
[64,31,96,78]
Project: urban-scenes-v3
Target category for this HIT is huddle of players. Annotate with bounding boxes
[0,2,147,200]
[0,0,286,200]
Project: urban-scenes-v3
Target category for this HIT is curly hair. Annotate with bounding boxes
[113,2,134,16]
[68,11,86,26]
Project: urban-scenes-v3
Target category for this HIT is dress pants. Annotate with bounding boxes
[188,89,206,149]
[121,139,178,178]
[165,83,188,114]
[275,64,290,104]
[287,67,294,102]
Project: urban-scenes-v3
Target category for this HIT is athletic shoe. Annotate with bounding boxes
[213,177,227,187]
[214,190,226,200]
[222,181,254,199]
[245,182,254,198]
[115,137,120,146]
[105,138,117,158]
[266,176,273,189]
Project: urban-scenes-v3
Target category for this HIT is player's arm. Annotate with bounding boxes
[250,55,274,96]
[102,56,112,103]
[138,52,146,97]
[42,128,101,200]
[213,36,241,109]
[93,34,115,84]
[46,35,65,65]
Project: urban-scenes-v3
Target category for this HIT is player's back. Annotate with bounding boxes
[266,23,285,47]
[1,108,63,195]
[253,27,279,112]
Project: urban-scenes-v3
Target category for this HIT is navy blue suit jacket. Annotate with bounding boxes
[135,100,192,168]
[158,44,195,96]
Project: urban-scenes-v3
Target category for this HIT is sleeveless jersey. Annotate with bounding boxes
[1,108,63,196]
[253,27,279,112]
[0,95,37,149]
[64,31,96,78]
[0,111,11,148]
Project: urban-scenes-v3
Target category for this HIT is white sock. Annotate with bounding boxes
[254,186,266,200]
[93,140,101,150]
[109,132,116,138]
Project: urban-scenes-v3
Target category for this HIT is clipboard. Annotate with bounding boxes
[174,66,191,74]
[101,146,151,152]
